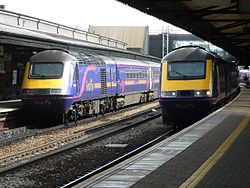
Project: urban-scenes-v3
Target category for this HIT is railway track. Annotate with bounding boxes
[61,128,173,188]
[0,110,25,131]
[0,101,161,174]
[0,102,170,187]
[0,101,159,144]
[0,100,24,131]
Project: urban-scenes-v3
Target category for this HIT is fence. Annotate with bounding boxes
[0,9,127,50]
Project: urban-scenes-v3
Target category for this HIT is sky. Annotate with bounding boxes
[0,0,186,33]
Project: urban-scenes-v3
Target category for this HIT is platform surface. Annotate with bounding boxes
[74,88,250,188]
[0,99,22,114]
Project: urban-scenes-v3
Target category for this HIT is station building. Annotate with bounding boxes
[88,26,149,54]
[0,9,128,101]
[0,9,228,101]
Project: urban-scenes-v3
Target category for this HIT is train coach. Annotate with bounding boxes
[21,49,160,124]
[159,46,239,127]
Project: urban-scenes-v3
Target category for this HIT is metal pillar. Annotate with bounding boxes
[162,26,169,58]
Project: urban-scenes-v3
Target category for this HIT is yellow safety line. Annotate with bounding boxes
[180,112,250,188]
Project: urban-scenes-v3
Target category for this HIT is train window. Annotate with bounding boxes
[129,72,133,79]
[153,70,160,78]
[133,72,136,78]
[29,62,63,78]
[168,61,205,80]
[140,72,143,78]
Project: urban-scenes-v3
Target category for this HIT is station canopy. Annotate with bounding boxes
[116,0,250,67]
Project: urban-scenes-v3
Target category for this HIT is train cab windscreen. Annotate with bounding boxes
[168,61,205,80]
[29,62,64,78]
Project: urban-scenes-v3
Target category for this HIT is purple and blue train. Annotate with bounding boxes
[21,49,160,123]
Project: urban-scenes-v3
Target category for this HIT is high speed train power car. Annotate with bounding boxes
[159,46,239,127]
[21,49,160,124]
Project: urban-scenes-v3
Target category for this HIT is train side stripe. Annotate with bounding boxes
[72,66,96,99]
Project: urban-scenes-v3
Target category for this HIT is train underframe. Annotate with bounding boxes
[160,88,240,130]
[63,90,157,125]
[160,98,217,130]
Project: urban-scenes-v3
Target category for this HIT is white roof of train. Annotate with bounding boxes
[96,55,160,67]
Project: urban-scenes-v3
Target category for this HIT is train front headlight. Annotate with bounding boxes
[194,90,211,97]
[206,90,211,96]
[161,90,177,97]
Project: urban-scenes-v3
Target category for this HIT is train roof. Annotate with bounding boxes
[95,55,160,67]
[163,46,216,62]
[30,50,77,63]
[30,49,160,67]
[69,51,106,66]
[30,50,106,66]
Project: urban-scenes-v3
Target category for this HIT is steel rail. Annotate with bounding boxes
[0,106,161,174]
[0,101,159,142]
[61,127,173,188]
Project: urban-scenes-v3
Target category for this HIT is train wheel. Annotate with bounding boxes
[63,113,69,126]
[113,99,118,111]
[162,112,168,124]
[139,96,144,104]
[100,104,105,114]
[68,110,77,124]
[74,110,77,124]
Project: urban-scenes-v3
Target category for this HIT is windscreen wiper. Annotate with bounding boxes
[32,73,46,77]
[170,70,187,77]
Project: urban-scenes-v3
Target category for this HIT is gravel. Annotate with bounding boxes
[0,102,159,161]
[0,116,168,188]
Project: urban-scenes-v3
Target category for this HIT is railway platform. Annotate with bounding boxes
[78,88,250,188]
[0,99,22,114]
[0,99,23,130]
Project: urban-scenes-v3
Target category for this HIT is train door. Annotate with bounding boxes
[116,66,122,94]
[72,63,80,96]
[218,63,226,99]
[213,63,219,97]
[224,65,230,97]
[107,65,116,95]
[149,67,152,90]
